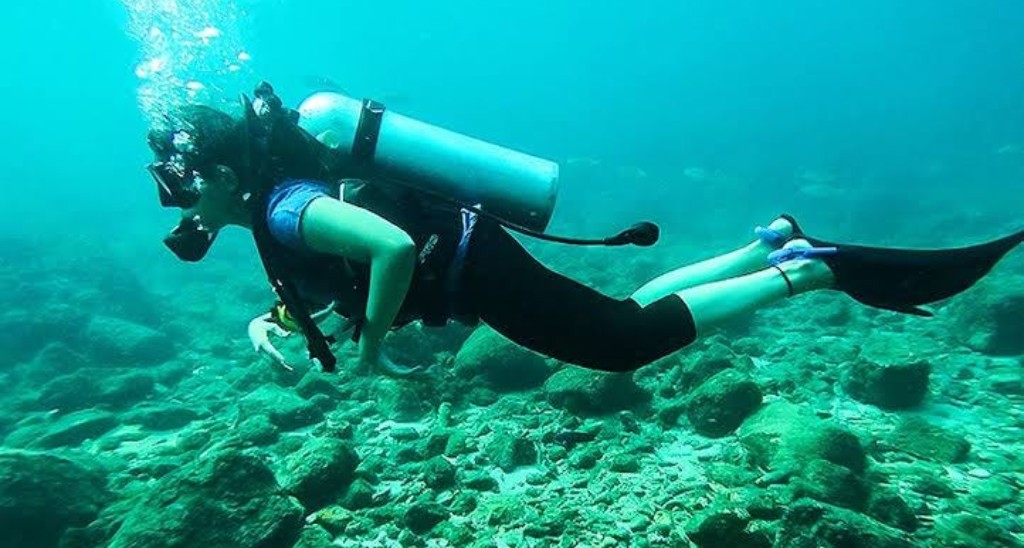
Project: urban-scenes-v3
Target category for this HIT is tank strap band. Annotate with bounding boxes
[352,99,386,163]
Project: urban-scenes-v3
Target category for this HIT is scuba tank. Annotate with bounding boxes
[295,90,658,247]
[296,91,558,232]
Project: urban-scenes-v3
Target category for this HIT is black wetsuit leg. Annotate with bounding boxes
[788,215,1024,316]
[462,222,697,372]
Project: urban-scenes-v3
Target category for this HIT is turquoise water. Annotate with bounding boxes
[1,1,1023,546]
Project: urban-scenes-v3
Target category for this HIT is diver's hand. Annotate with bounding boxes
[247,314,294,371]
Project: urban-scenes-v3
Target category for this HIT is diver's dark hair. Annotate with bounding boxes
[147,105,247,176]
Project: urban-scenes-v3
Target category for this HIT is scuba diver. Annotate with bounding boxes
[147,82,1024,376]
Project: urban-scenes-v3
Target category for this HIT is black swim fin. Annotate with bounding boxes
[784,215,1024,316]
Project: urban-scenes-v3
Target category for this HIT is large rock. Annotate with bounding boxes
[841,358,930,410]
[686,369,763,437]
[739,401,871,508]
[486,427,538,472]
[739,401,867,475]
[278,437,360,509]
[240,384,323,431]
[933,513,1023,547]
[34,409,119,449]
[83,315,174,366]
[0,449,110,548]
[886,417,970,463]
[686,509,770,548]
[108,449,304,547]
[454,326,552,392]
[676,341,754,393]
[36,368,156,411]
[23,342,89,381]
[953,287,1024,356]
[544,368,649,416]
[776,500,915,548]
[122,403,202,430]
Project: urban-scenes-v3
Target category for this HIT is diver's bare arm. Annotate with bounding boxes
[300,197,415,367]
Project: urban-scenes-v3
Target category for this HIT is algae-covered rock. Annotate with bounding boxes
[25,342,89,380]
[99,371,157,405]
[404,501,449,534]
[686,509,770,548]
[454,326,551,391]
[293,525,334,548]
[279,437,360,509]
[33,409,119,449]
[37,372,103,411]
[887,417,970,463]
[933,513,1023,547]
[739,401,866,475]
[341,478,375,510]
[240,384,323,431]
[971,477,1018,509]
[0,449,111,548]
[676,341,755,393]
[841,358,930,410]
[296,373,344,400]
[486,428,537,472]
[796,459,870,510]
[544,367,649,416]
[464,472,499,492]
[108,449,304,548]
[421,455,456,490]
[867,491,918,532]
[375,379,432,420]
[686,369,763,437]
[122,403,201,430]
[236,415,279,446]
[952,287,1024,356]
[776,499,914,548]
[37,367,157,412]
[84,315,174,366]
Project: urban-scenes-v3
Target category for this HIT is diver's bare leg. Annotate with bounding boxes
[674,246,835,335]
[630,217,794,307]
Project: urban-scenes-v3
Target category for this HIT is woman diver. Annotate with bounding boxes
[147,82,1024,376]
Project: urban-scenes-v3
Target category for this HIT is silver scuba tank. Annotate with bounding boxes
[296,91,559,231]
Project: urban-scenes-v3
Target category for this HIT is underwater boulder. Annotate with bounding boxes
[37,370,103,411]
[239,384,324,431]
[950,280,1024,356]
[278,436,360,510]
[841,358,931,410]
[932,513,1022,547]
[685,369,763,437]
[108,449,304,548]
[544,367,650,416]
[31,409,119,449]
[0,449,111,548]
[486,426,538,472]
[675,340,755,394]
[420,455,457,490]
[776,499,914,548]
[403,500,450,535]
[293,525,334,548]
[454,326,552,392]
[122,403,201,431]
[795,459,871,511]
[866,490,918,533]
[739,401,867,476]
[886,417,970,464]
[23,341,89,381]
[387,321,474,367]
[83,315,175,366]
[686,509,771,548]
